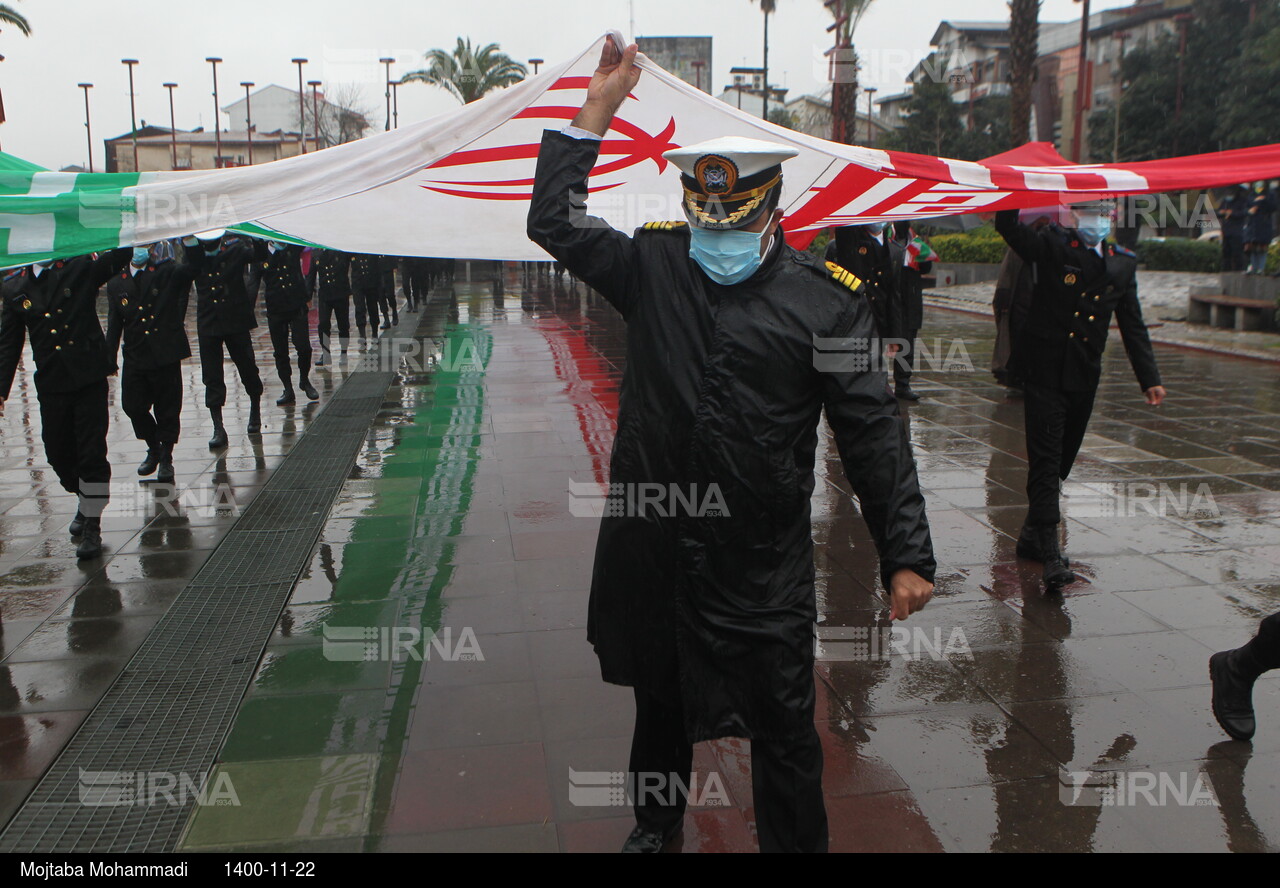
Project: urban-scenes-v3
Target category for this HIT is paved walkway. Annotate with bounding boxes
[3,269,1279,852]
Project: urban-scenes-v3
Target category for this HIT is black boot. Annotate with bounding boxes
[247,399,262,435]
[301,378,319,401]
[1035,524,1075,590]
[69,511,86,537]
[156,443,175,485]
[76,517,103,560]
[1210,650,1257,741]
[894,384,920,401]
[277,388,296,406]
[137,441,160,476]
[621,819,683,854]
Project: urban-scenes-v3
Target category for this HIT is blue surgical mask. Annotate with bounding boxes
[688,226,765,285]
[865,222,887,235]
[132,247,151,266]
[1076,215,1112,246]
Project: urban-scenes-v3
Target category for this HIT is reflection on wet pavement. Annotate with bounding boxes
[5,268,1280,852]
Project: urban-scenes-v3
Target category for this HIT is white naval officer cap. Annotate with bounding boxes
[662,137,799,231]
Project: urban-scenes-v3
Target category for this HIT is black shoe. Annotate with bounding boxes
[621,820,683,854]
[208,426,228,449]
[156,446,175,485]
[1033,524,1075,590]
[1210,651,1257,741]
[301,381,320,401]
[69,511,86,537]
[76,520,103,560]
[380,321,391,330]
[1015,523,1068,566]
[277,390,296,406]
[137,447,160,476]
[316,350,328,367]
[392,312,399,325]
[895,385,920,401]
[247,403,262,435]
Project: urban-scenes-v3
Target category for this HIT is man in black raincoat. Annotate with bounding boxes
[527,42,935,854]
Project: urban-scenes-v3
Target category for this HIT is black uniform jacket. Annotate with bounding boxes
[106,256,197,370]
[528,130,935,743]
[313,250,352,303]
[349,254,383,294]
[0,249,130,398]
[996,210,1161,393]
[194,239,257,338]
[252,241,310,320]
[827,226,905,342]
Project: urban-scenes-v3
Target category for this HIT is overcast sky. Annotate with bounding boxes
[0,0,1137,170]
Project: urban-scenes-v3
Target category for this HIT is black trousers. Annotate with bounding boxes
[317,298,351,353]
[1023,381,1097,525]
[267,309,313,389]
[40,378,111,517]
[381,271,398,321]
[1238,612,1280,677]
[354,286,381,336]
[121,361,182,446]
[894,327,919,388]
[629,688,828,853]
[198,331,264,409]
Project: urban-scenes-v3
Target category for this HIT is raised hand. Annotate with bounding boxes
[572,41,641,136]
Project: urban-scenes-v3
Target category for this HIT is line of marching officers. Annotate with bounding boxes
[0,231,451,560]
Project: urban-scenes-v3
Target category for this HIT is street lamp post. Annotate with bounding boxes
[163,82,179,170]
[380,57,394,131]
[1173,12,1194,154]
[78,83,94,172]
[864,86,877,145]
[1112,31,1130,163]
[391,79,401,129]
[241,81,254,165]
[292,58,308,153]
[206,57,223,168]
[122,59,140,172]
[1071,0,1091,162]
[528,58,544,76]
[308,80,322,148]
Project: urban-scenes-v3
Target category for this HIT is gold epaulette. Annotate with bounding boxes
[824,261,863,292]
[641,221,689,232]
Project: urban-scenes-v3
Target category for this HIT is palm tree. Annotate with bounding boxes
[750,1,776,122]
[402,38,527,104]
[1009,0,1042,144]
[823,0,876,144]
[0,2,32,36]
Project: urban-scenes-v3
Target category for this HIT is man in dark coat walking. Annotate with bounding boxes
[349,254,384,345]
[0,249,130,559]
[527,41,935,854]
[193,231,263,448]
[996,203,1165,591]
[105,239,199,485]
[313,249,353,365]
[252,240,318,405]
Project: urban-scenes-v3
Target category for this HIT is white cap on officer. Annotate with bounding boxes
[663,137,799,230]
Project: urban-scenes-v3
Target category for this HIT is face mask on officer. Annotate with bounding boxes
[132,246,152,266]
[688,226,768,286]
[1075,213,1112,246]
[864,222,887,236]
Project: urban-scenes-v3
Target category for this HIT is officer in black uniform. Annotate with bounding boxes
[0,249,130,559]
[193,230,263,448]
[527,41,935,854]
[826,222,904,351]
[349,253,384,345]
[252,239,318,405]
[105,239,199,484]
[313,249,352,365]
[891,222,931,401]
[995,202,1166,590]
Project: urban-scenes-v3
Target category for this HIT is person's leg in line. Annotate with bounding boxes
[751,727,828,853]
[120,365,159,474]
[1020,382,1074,587]
[336,298,351,353]
[269,317,295,404]
[1058,388,1098,483]
[70,379,112,558]
[40,390,80,503]
[225,332,264,433]
[291,310,317,400]
[1211,612,1280,741]
[626,687,693,851]
[317,301,333,365]
[199,334,229,447]
[152,363,183,484]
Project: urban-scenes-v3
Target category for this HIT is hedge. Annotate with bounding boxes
[930,232,1007,265]
[1135,238,1220,272]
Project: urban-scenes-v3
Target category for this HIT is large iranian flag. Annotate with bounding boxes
[4,31,1280,269]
